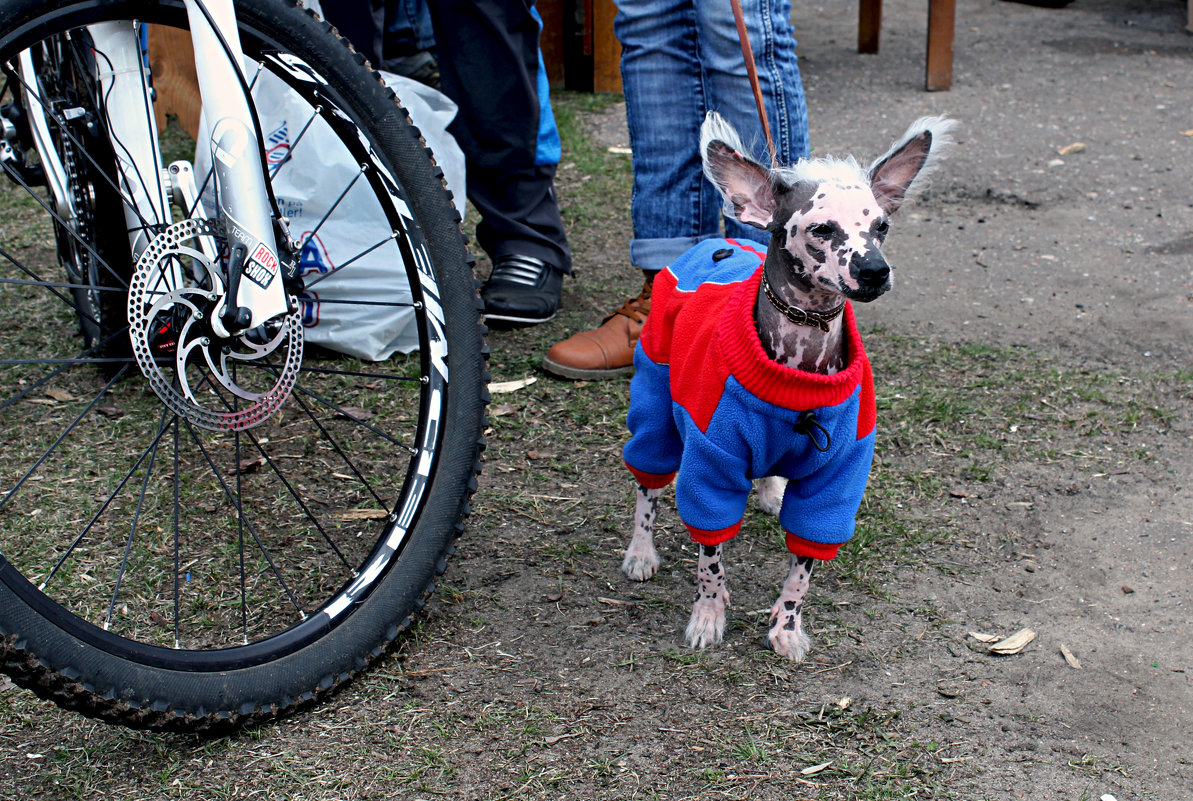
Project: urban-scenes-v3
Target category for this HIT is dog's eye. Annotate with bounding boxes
[874,219,891,237]
[808,223,836,238]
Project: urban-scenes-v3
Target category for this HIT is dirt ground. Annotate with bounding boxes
[2,1,1191,799]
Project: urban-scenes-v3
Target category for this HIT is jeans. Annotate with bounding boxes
[614,0,809,272]
[387,0,435,52]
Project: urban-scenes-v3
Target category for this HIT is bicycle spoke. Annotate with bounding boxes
[103,405,170,630]
[6,57,156,268]
[287,390,392,509]
[179,416,307,621]
[0,363,130,514]
[300,231,399,292]
[0,276,126,293]
[284,363,421,383]
[38,405,176,590]
[234,422,248,644]
[267,104,320,180]
[297,168,364,255]
[235,354,424,386]
[171,417,181,649]
[0,330,128,414]
[301,297,416,311]
[291,380,414,453]
[204,388,355,573]
[0,241,113,335]
[0,159,130,295]
[0,355,131,367]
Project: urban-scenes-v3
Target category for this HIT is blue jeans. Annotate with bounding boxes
[387,0,435,52]
[614,0,809,272]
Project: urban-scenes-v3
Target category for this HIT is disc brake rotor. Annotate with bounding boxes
[128,218,302,431]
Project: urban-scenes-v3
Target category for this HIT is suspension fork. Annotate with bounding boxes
[181,0,290,333]
[20,0,290,335]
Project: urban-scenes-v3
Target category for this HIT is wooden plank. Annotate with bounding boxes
[858,0,883,54]
[147,26,201,140]
[925,0,956,91]
[538,0,566,87]
[592,0,622,93]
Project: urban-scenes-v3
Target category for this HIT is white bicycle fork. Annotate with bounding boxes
[20,0,290,335]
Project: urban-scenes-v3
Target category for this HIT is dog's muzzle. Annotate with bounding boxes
[849,253,892,301]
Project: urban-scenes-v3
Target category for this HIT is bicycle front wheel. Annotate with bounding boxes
[0,0,486,732]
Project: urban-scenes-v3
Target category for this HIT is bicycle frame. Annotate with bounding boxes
[18,0,290,336]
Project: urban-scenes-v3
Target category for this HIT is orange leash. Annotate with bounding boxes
[729,0,778,167]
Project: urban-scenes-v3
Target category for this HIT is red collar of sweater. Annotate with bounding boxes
[717,266,870,411]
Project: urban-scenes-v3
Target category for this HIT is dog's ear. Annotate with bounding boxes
[868,116,956,216]
[701,112,775,228]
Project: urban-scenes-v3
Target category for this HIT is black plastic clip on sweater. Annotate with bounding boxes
[793,410,831,452]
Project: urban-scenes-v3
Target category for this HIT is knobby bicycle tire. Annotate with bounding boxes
[0,0,487,733]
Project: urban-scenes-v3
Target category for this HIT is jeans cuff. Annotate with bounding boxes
[629,235,714,273]
[630,232,771,272]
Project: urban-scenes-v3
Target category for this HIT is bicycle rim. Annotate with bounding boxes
[0,0,481,694]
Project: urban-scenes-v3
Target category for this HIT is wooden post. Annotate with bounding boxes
[147,26,201,140]
[538,0,566,87]
[858,0,882,54]
[591,0,622,93]
[925,0,956,91]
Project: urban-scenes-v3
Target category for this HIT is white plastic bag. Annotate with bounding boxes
[195,64,466,361]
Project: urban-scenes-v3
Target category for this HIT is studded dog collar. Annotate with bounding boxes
[760,271,845,333]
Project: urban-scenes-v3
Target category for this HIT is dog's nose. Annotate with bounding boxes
[852,254,891,287]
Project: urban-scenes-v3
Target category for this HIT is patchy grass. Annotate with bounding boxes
[834,332,1191,589]
[3,89,1192,801]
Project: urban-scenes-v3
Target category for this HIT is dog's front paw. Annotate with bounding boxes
[766,604,811,662]
[684,594,728,650]
[621,539,660,581]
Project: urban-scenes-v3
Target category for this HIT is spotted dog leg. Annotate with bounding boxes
[622,484,662,581]
[685,544,730,649]
[766,555,815,661]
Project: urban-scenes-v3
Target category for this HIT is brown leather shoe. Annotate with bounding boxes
[543,278,653,380]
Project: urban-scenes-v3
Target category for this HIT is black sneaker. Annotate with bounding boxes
[481,255,563,327]
[381,51,441,90]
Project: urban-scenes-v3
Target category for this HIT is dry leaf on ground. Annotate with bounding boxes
[1060,643,1082,669]
[337,509,389,521]
[489,376,537,394]
[989,628,1037,655]
[228,456,266,476]
[969,631,1001,643]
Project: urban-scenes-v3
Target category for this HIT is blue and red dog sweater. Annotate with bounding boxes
[623,238,876,561]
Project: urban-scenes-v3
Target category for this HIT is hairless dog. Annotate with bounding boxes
[622,112,955,660]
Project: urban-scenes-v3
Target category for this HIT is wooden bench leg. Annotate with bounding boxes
[592,0,622,93]
[925,0,956,91]
[858,0,882,54]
